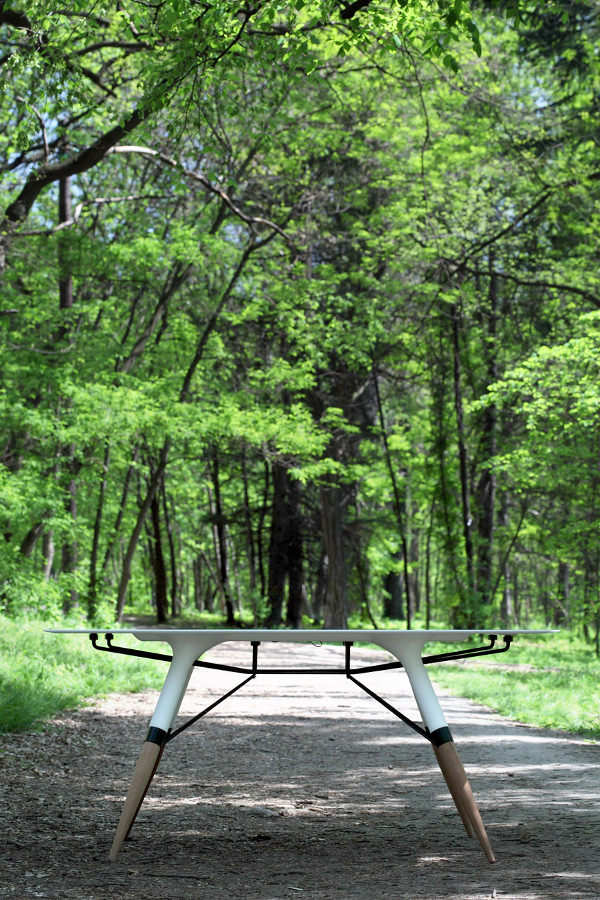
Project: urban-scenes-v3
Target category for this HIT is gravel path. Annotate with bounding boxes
[1,640,599,899]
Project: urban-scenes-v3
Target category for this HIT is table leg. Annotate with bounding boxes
[432,734,495,862]
[381,639,496,863]
[109,641,209,861]
[109,732,166,861]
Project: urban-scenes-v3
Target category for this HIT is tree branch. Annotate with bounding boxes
[0,1,32,30]
[107,144,293,244]
[339,0,374,20]
[3,107,150,229]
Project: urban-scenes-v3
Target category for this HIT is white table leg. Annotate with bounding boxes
[109,639,214,861]
[382,638,496,863]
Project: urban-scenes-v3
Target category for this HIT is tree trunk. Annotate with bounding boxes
[161,482,180,617]
[58,176,73,311]
[409,526,420,616]
[266,462,288,626]
[115,439,170,622]
[241,447,257,595]
[373,369,412,626]
[211,449,235,626]
[285,474,304,628]
[61,477,78,613]
[102,447,139,582]
[257,460,269,602]
[89,443,110,619]
[475,260,498,611]
[424,497,436,629]
[498,493,515,626]
[555,561,570,626]
[451,301,476,627]
[383,566,404,620]
[43,530,55,581]
[150,491,168,624]
[320,481,347,629]
[312,550,327,625]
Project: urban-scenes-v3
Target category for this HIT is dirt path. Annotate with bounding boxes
[1,640,599,900]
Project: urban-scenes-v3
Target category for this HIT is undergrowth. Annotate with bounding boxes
[0,616,166,734]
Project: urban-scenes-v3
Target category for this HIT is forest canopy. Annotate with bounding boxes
[1,0,600,646]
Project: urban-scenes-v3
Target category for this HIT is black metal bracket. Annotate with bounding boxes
[88,632,513,747]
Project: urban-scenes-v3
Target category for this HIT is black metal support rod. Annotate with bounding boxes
[345,661,405,675]
[89,633,258,675]
[423,635,512,664]
[166,674,256,743]
[346,672,432,743]
[90,632,174,663]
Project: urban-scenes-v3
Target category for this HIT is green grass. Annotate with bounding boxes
[426,631,600,742]
[0,616,168,734]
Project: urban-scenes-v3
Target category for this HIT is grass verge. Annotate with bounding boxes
[426,631,600,742]
[0,616,167,734]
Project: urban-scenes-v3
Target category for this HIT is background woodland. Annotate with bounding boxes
[1,1,600,650]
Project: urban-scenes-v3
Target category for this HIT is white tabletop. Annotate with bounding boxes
[46,627,554,652]
[46,627,551,637]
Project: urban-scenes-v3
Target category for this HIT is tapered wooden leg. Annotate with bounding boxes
[433,741,475,839]
[434,738,496,863]
[109,738,165,861]
[123,742,166,842]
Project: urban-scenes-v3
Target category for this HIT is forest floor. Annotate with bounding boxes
[1,640,599,900]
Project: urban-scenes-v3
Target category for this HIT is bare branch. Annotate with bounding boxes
[107,144,292,244]
[13,193,171,235]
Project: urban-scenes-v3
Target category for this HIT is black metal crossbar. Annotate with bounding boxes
[88,631,514,747]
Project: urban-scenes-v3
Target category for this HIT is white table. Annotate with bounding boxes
[47,628,552,863]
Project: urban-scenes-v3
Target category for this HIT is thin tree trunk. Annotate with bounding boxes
[102,447,139,581]
[499,492,515,627]
[161,481,179,617]
[241,447,257,595]
[425,496,436,629]
[58,174,78,613]
[211,448,235,626]
[313,550,327,625]
[373,369,412,627]
[150,489,168,624]
[43,530,55,581]
[475,259,498,610]
[451,301,476,627]
[257,460,270,603]
[115,439,170,622]
[286,474,304,628]
[61,476,78,613]
[266,462,288,626]
[58,176,73,311]
[89,443,110,618]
